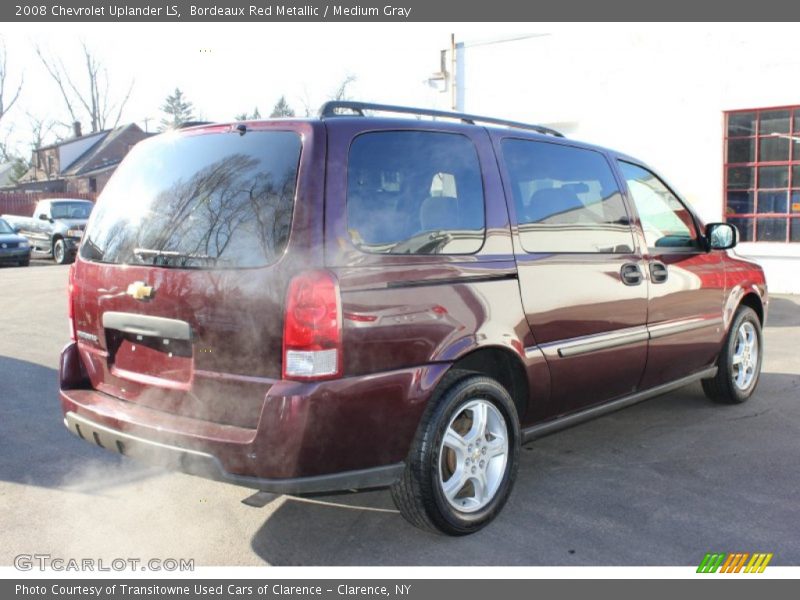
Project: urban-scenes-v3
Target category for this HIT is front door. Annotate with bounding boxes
[617,161,726,389]
[495,136,649,421]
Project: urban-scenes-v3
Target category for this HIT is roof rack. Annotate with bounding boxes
[318,101,564,138]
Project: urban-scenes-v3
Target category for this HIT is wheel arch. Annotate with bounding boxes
[447,346,530,421]
[724,277,767,331]
[739,292,764,325]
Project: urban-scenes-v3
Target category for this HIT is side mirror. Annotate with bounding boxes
[12,225,21,233]
[706,222,737,250]
[38,213,49,221]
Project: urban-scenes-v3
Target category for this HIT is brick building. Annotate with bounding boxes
[17,122,150,195]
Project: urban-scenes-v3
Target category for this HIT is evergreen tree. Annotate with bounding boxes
[235,106,261,120]
[159,88,195,130]
[8,157,28,185]
[270,96,295,118]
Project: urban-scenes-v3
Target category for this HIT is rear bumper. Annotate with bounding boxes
[63,411,404,494]
[59,341,449,493]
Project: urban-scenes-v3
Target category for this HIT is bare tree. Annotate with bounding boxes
[299,85,315,117]
[35,41,134,133]
[0,39,23,124]
[297,75,358,118]
[27,112,60,150]
[330,74,357,101]
[0,37,23,125]
[0,135,15,162]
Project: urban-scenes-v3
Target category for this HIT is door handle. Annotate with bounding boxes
[650,261,668,284]
[620,263,643,286]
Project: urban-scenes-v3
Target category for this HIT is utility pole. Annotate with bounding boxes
[450,33,456,111]
[445,33,550,113]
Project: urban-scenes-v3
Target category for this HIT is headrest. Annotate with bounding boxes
[420,196,459,231]
[527,187,583,223]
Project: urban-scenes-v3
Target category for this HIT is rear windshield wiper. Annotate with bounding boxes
[133,248,218,268]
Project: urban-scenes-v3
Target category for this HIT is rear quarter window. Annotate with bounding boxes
[347,131,485,255]
[80,130,301,269]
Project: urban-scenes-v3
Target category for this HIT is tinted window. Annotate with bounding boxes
[619,162,698,250]
[502,139,634,253]
[51,201,93,219]
[347,131,485,254]
[80,130,301,268]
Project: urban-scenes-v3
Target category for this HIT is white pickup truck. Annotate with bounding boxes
[2,199,93,264]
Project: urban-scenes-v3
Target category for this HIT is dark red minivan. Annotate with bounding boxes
[60,102,767,535]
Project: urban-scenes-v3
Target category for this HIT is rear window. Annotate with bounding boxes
[347,131,485,255]
[80,130,301,268]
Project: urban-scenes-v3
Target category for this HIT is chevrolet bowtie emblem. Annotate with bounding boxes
[126,281,154,300]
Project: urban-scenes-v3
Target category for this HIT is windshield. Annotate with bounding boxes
[0,219,13,234]
[80,129,302,269]
[51,202,93,219]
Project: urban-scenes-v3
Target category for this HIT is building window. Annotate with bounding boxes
[725,106,800,242]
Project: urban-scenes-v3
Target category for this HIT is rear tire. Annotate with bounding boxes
[391,369,520,535]
[702,306,762,404]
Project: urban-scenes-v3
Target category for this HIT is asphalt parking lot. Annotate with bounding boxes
[1,262,798,566]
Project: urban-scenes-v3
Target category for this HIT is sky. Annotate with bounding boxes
[0,22,515,156]
[2,21,794,166]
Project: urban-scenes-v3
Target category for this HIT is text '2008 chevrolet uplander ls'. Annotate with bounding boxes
[60,102,767,535]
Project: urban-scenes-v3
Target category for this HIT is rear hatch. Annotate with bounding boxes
[72,123,311,429]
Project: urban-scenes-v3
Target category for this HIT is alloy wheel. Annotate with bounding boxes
[732,321,758,390]
[438,399,509,513]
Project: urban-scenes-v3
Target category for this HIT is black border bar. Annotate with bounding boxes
[5,0,800,22]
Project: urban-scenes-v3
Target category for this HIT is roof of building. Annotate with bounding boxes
[16,123,151,187]
[35,130,107,153]
[61,123,149,177]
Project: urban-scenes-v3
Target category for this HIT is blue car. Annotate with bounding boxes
[0,218,31,266]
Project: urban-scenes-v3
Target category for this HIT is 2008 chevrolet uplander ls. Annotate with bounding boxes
[60,102,767,535]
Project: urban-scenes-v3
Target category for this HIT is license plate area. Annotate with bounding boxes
[103,312,194,386]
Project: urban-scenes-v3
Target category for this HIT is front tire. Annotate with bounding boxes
[702,306,763,404]
[391,370,520,535]
[53,239,70,265]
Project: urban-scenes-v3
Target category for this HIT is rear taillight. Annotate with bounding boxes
[67,263,77,341]
[282,270,342,380]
